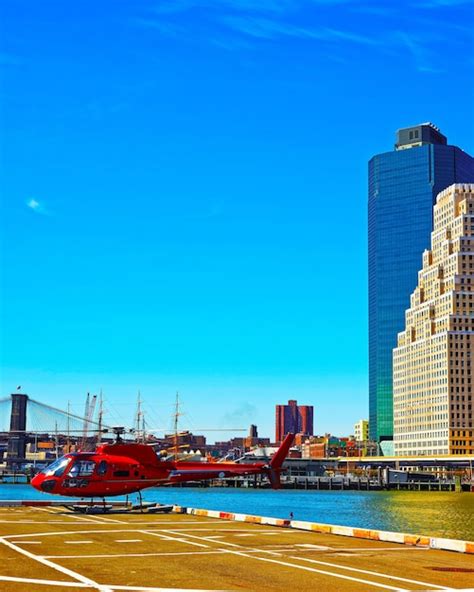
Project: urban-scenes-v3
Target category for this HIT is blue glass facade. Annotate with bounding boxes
[368,140,474,442]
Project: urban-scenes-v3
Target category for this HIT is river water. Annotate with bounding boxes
[1,484,473,541]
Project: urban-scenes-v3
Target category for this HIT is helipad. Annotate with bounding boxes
[0,505,473,591]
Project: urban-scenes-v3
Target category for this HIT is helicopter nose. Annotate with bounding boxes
[31,474,41,490]
[31,474,56,493]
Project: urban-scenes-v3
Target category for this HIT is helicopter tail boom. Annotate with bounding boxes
[266,432,295,489]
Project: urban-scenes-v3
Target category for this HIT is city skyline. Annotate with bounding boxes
[1,1,474,442]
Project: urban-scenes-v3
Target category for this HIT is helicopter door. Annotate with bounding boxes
[97,460,108,475]
[64,460,96,489]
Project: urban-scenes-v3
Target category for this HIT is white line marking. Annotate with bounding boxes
[171,527,455,591]
[4,526,251,540]
[89,514,127,525]
[163,529,281,555]
[0,536,112,592]
[79,520,237,525]
[115,539,143,543]
[62,513,105,524]
[65,540,94,544]
[0,575,89,588]
[294,557,452,590]
[141,530,209,548]
[32,507,62,515]
[5,528,153,539]
[109,585,230,591]
[0,520,38,523]
[161,529,411,591]
[0,519,123,525]
[71,513,122,526]
[327,547,430,552]
[16,541,42,544]
[44,550,226,559]
[36,507,123,526]
[219,548,409,591]
[295,544,330,550]
[33,508,103,525]
[234,534,254,537]
[104,520,226,524]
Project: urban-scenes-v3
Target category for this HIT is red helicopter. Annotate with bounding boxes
[31,428,295,500]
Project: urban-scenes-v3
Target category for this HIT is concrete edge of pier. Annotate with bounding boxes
[172,505,474,555]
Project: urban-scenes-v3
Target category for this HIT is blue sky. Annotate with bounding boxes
[1,0,473,441]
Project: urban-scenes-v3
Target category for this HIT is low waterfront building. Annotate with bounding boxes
[301,435,365,458]
[354,420,369,442]
[393,184,474,456]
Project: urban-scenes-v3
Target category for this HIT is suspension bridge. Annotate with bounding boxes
[0,391,109,469]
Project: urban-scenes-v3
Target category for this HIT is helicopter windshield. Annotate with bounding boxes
[67,460,96,477]
[41,457,70,477]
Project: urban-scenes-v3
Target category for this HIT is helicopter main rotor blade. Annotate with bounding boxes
[144,428,246,432]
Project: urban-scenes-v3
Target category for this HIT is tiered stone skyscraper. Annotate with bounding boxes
[393,184,474,456]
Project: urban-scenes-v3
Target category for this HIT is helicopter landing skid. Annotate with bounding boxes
[67,503,112,514]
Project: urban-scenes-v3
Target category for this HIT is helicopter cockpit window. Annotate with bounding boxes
[97,460,108,475]
[41,457,70,477]
[68,460,96,477]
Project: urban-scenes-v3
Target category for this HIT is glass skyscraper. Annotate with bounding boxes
[368,123,474,444]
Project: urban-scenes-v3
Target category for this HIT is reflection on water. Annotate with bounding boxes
[1,485,473,540]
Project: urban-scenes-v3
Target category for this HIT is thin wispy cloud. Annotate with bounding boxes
[134,0,469,73]
[0,52,23,66]
[222,402,258,425]
[348,5,397,16]
[133,17,185,37]
[416,0,474,6]
[210,34,256,50]
[26,199,50,215]
[220,15,378,45]
[153,0,300,15]
[397,31,443,73]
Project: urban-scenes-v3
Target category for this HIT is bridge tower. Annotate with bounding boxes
[7,393,28,468]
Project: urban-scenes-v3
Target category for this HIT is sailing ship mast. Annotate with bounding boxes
[97,390,103,446]
[135,391,146,444]
[173,391,181,460]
